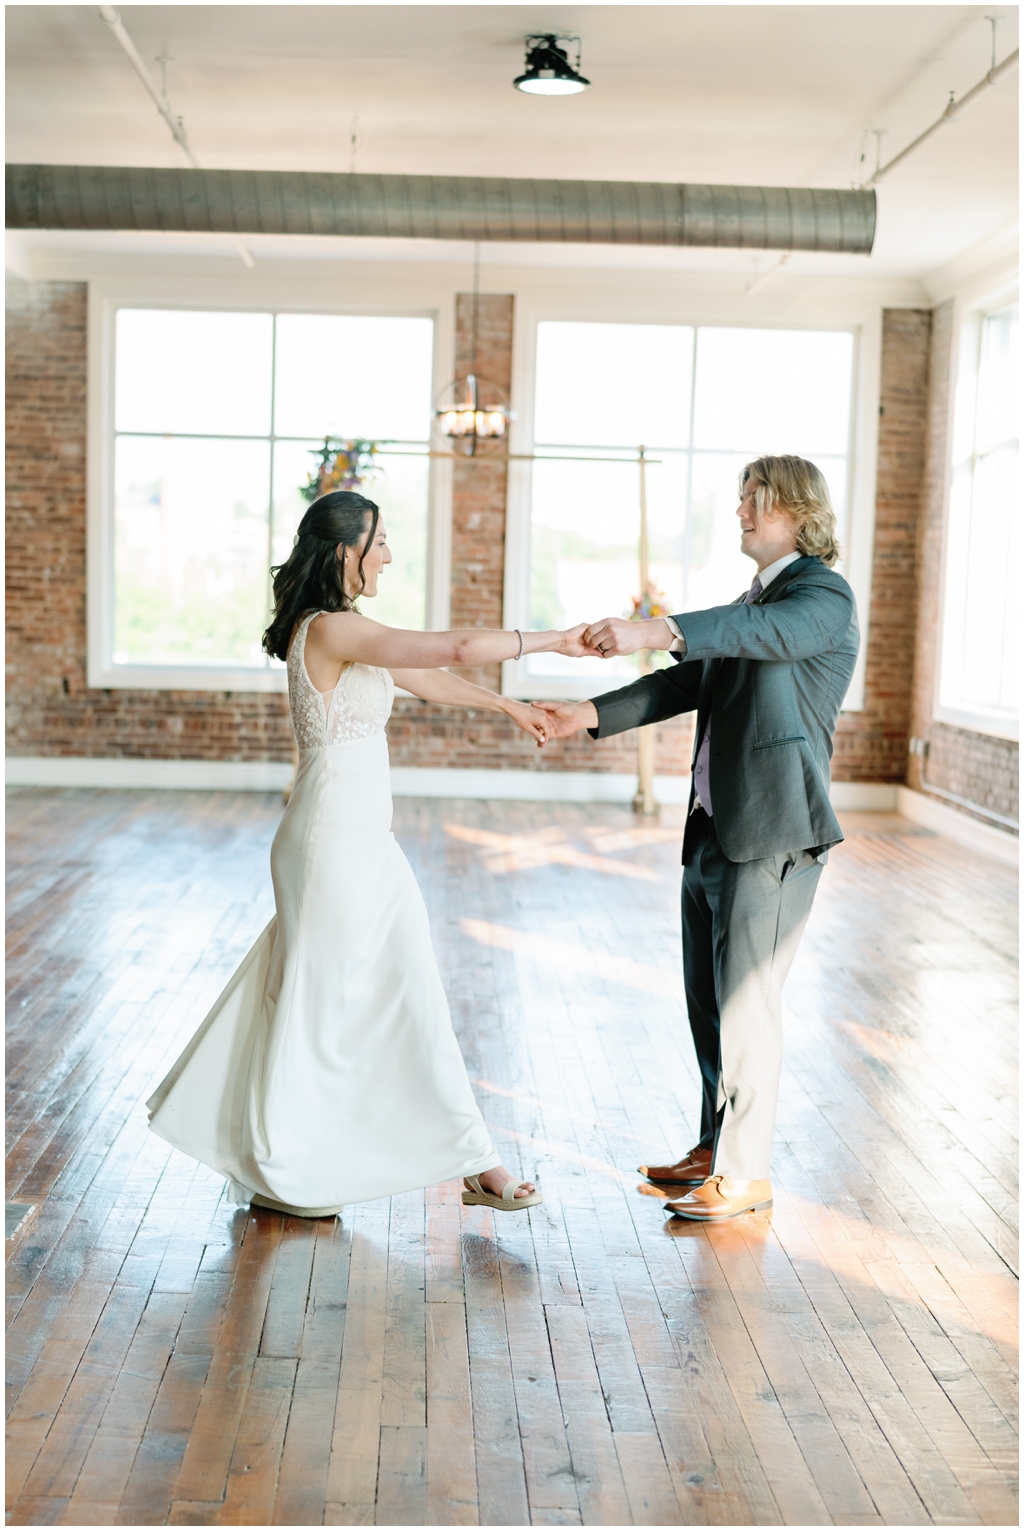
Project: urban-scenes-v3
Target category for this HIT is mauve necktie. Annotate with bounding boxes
[691,575,763,817]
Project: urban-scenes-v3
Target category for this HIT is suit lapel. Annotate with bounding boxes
[690,563,819,761]
[693,663,718,758]
[752,555,819,605]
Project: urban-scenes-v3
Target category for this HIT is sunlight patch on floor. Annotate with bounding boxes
[444,821,663,880]
[461,917,685,1000]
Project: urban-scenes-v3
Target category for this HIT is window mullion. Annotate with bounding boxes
[266,315,279,668]
[684,328,700,609]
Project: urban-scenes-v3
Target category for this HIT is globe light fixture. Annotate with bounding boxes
[513,34,590,96]
[435,372,511,455]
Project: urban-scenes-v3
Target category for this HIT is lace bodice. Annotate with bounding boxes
[287,611,394,750]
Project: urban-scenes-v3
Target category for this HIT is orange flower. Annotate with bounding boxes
[628,585,670,621]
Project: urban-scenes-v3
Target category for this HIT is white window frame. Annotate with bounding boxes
[87,275,454,691]
[501,298,879,707]
[935,279,1019,741]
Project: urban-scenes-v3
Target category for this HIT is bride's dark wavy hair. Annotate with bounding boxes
[262,490,379,662]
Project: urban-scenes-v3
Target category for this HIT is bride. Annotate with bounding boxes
[147,489,595,1217]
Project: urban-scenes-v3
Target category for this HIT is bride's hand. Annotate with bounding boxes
[558,622,604,659]
[504,700,554,746]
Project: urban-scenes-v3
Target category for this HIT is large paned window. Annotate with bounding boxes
[523,321,855,693]
[939,302,1019,737]
[106,308,433,686]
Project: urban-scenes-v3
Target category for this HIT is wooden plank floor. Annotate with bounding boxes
[6,787,1018,1527]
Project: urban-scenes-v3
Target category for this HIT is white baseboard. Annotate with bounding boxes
[896,786,1018,866]
[394,775,893,809]
[392,775,895,809]
[830,782,897,810]
[389,768,694,803]
[7,755,895,811]
[5,756,294,792]
[4,755,693,804]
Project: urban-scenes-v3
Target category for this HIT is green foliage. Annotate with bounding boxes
[302,438,382,503]
[114,569,270,666]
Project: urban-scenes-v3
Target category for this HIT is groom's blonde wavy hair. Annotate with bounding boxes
[741,456,841,567]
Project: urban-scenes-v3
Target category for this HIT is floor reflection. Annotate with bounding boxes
[444,821,663,880]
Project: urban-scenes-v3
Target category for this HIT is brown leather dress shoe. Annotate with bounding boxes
[638,1144,713,1185]
[663,1176,773,1220]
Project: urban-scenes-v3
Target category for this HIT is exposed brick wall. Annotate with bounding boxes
[5,277,294,762]
[8,684,293,760]
[833,308,931,782]
[907,298,1019,829]
[448,291,513,693]
[7,279,1013,811]
[387,698,693,776]
[5,276,688,777]
[6,278,87,730]
[916,724,1018,824]
[910,297,954,744]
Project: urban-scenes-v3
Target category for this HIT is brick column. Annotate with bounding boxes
[448,292,514,690]
[908,297,954,774]
[833,308,931,781]
[6,279,88,739]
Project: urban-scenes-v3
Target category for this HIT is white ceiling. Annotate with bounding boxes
[5,4,1019,282]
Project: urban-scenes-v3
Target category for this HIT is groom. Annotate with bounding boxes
[539,455,859,1221]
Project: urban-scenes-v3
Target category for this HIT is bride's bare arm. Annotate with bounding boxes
[390,667,553,745]
[306,610,597,671]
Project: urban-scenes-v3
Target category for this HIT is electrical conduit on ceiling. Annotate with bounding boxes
[863,45,1019,187]
[97,4,254,266]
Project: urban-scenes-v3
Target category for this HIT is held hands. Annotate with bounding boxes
[504,699,560,747]
[501,618,653,746]
[505,698,598,745]
[558,622,605,659]
[534,700,598,738]
[582,616,674,658]
[499,624,601,746]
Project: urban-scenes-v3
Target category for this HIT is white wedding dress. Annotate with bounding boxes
[148,610,501,1215]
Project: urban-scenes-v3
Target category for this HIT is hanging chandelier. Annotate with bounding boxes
[434,373,510,450]
[433,244,514,457]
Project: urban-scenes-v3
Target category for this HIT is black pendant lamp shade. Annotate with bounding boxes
[514,35,591,96]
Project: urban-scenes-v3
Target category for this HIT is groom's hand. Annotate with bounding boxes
[584,616,674,657]
[534,700,598,738]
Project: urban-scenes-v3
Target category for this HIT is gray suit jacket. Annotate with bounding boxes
[589,557,860,863]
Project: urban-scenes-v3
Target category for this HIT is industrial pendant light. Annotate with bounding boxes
[513,34,590,96]
[433,244,513,458]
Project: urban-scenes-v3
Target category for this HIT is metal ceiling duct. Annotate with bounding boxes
[6,164,876,254]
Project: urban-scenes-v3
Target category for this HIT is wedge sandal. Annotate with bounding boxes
[461,1174,543,1211]
[251,1192,344,1218]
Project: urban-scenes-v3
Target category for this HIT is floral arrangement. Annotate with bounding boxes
[301,437,381,502]
[628,584,670,621]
